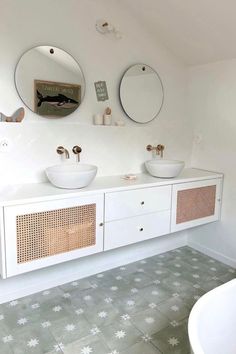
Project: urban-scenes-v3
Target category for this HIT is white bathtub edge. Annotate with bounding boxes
[188,279,236,354]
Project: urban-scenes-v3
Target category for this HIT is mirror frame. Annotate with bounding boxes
[119,63,164,124]
[14,45,86,118]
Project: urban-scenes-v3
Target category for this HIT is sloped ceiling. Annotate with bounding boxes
[122,0,236,65]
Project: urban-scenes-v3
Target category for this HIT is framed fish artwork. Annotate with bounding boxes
[34,80,81,117]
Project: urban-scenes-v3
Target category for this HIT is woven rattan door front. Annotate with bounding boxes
[171,178,222,233]
[3,194,104,278]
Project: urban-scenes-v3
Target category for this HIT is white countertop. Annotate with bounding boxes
[0,168,223,206]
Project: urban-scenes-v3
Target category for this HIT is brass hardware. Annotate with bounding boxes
[99,222,104,227]
[146,144,153,152]
[141,201,145,205]
[57,146,70,159]
[139,227,144,232]
[146,144,165,158]
[72,145,82,162]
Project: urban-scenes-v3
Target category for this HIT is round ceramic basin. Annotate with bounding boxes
[45,163,97,189]
[145,159,185,178]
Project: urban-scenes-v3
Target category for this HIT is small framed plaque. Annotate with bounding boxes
[94,81,109,101]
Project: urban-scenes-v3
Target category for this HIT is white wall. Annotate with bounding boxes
[0,0,193,185]
[0,0,192,301]
[188,60,236,266]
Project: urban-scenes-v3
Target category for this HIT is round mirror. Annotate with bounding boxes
[15,46,85,118]
[119,64,164,123]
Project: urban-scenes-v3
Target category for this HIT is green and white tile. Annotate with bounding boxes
[62,334,109,354]
[0,246,234,354]
[156,297,190,321]
[151,319,190,354]
[131,308,169,335]
[100,320,142,352]
[120,341,162,354]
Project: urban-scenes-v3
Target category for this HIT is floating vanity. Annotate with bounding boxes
[0,168,223,279]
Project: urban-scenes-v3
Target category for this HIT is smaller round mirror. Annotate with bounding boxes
[119,64,164,123]
[15,46,85,118]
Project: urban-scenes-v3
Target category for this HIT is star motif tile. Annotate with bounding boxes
[0,246,233,354]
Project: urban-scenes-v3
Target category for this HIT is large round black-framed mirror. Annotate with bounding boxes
[119,64,164,123]
[15,45,86,118]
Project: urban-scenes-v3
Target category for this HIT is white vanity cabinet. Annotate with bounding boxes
[171,178,222,232]
[3,194,104,278]
[0,169,223,279]
[104,186,172,250]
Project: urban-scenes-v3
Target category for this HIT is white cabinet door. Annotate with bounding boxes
[171,178,222,232]
[4,194,104,277]
[104,210,170,251]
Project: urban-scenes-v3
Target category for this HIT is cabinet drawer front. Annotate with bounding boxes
[105,186,171,221]
[104,211,170,250]
[171,178,222,232]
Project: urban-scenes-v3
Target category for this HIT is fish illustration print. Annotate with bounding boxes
[37,90,79,109]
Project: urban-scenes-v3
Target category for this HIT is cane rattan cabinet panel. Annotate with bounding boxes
[3,195,104,277]
[171,178,222,232]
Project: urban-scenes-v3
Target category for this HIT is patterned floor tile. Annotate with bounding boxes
[59,278,93,292]
[131,308,169,335]
[161,274,194,293]
[114,294,149,315]
[48,313,91,346]
[151,319,191,354]
[121,271,154,289]
[219,272,236,283]
[156,297,190,321]
[62,334,109,354]
[0,246,234,354]
[100,320,143,352]
[72,288,108,309]
[138,283,172,304]
[84,303,121,328]
[8,324,59,354]
[198,278,224,292]
[177,287,206,309]
[120,341,162,354]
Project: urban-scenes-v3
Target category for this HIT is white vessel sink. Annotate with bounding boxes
[46,163,97,189]
[145,159,185,178]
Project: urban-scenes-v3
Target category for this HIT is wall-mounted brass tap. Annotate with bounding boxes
[146,144,165,158]
[72,145,82,162]
[56,146,70,159]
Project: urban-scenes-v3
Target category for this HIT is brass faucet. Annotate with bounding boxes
[72,145,82,162]
[56,146,70,159]
[146,144,165,158]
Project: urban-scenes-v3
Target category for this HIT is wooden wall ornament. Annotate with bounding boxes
[0,107,25,123]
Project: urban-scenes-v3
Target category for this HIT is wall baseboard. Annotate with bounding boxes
[0,232,187,304]
[188,240,236,268]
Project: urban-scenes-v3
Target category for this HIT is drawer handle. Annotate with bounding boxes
[141,201,145,205]
[139,227,144,232]
[99,222,104,227]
